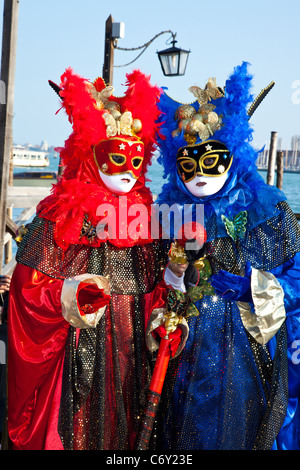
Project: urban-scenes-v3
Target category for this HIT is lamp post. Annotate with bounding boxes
[102,15,125,85]
[102,16,115,85]
[102,15,190,85]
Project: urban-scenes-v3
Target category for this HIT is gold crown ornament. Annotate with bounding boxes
[87,81,143,138]
[172,77,224,144]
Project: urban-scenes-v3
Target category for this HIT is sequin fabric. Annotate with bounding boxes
[152,201,297,450]
[58,294,154,450]
[17,215,167,293]
[205,201,300,275]
[15,202,298,449]
[154,298,288,450]
[16,215,168,450]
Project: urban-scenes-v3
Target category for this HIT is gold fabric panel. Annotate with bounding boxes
[237,267,286,345]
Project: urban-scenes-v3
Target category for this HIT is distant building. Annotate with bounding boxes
[257,134,300,172]
[41,140,48,151]
[291,135,300,151]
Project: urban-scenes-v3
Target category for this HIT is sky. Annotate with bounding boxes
[1,0,300,150]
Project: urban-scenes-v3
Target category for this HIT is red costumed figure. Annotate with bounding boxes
[7,68,167,450]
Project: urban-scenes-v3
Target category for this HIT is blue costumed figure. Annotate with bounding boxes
[147,62,300,450]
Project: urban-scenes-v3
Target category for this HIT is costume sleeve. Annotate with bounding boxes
[7,264,111,450]
[238,252,300,449]
[7,263,69,449]
[236,267,286,345]
[60,273,110,329]
[268,252,300,450]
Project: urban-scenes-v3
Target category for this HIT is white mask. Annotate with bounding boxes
[99,170,137,194]
[184,173,228,198]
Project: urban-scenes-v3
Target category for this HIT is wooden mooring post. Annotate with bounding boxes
[276,150,284,190]
[267,131,278,186]
[0,0,19,273]
[265,132,300,220]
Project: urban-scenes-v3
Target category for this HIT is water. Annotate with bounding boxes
[146,158,300,214]
[271,171,300,214]
[13,152,300,216]
[8,153,299,261]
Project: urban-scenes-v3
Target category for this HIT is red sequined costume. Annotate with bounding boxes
[7,69,166,450]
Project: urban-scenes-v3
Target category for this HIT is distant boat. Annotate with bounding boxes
[13,171,57,179]
[13,148,50,167]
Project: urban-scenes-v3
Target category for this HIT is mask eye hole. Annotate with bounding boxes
[110,154,126,166]
[202,154,218,169]
[179,159,196,172]
[132,157,143,169]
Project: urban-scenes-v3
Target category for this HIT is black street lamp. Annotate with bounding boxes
[103,15,190,85]
[157,37,190,77]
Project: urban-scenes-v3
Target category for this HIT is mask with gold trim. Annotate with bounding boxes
[165,78,233,198]
[176,140,232,182]
[93,137,144,179]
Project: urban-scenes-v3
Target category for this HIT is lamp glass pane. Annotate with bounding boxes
[159,51,179,76]
[159,54,170,75]
[168,52,179,75]
[178,50,189,75]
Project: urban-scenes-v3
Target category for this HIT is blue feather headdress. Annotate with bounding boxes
[156,62,286,241]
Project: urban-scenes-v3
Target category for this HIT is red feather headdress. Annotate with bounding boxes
[38,68,162,249]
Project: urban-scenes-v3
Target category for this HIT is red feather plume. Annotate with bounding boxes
[112,70,162,170]
[56,68,162,176]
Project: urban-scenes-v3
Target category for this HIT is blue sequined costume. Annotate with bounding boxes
[153,63,300,450]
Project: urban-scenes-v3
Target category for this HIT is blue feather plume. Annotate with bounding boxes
[156,62,286,241]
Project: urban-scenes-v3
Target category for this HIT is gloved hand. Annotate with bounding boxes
[77,281,111,315]
[184,263,199,289]
[210,261,252,302]
[180,221,207,262]
[152,325,182,358]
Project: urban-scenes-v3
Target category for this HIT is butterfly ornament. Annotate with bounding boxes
[221,211,248,242]
[188,78,224,106]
